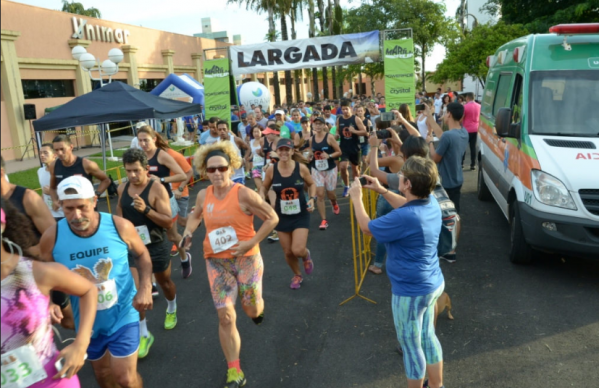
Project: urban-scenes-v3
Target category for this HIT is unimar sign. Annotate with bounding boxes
[229,31,380,75]
[71,17,130,44]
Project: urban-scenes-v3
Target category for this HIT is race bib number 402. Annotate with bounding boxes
[1,345,47,388]
[208,227,239,254]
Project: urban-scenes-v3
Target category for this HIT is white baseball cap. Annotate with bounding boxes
[275,109,285,116]
[57,176,95,201]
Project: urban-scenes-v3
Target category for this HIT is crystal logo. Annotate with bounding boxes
[252,88,263,97]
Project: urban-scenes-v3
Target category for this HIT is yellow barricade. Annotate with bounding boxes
[340,187,379,306]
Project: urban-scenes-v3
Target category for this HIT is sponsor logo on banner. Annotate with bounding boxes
[252,88,263,97]
[384,38,416,117]
[204,65,229,78]
[384,45,414,59]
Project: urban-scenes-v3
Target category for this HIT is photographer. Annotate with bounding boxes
[348,157,445,388]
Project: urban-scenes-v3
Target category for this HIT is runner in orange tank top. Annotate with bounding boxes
[181,141,278,388]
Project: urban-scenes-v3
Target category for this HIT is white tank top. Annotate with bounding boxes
[228,134,245,181]
[417,115,428,138]
[250,140,264,167]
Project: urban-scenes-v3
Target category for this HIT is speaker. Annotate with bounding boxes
[24,104,37,120]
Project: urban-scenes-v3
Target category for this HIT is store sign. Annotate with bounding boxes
[71,17,130,44]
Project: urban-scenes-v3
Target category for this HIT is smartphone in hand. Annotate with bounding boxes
[359,176,369,186]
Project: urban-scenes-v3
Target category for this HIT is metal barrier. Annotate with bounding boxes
[340,187,379,306]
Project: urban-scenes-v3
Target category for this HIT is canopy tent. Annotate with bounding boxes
[150,73,205,106]
[33,81,203,172]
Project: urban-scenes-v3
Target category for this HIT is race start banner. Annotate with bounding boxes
[384,39,416,115]
[230,31,380,75]
[203,58,231,124]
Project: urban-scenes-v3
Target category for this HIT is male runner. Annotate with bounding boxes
[217,121,249,185]
[48,134,111,212]
[116,148,179,358]
[200,117,221,145]
[37,143,65,220]
[335,100,368,197]
[40,175,153,388]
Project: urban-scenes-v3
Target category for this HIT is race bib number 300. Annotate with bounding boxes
[1,345,47,388]
[96,279,118,311]
[208,227,239,254]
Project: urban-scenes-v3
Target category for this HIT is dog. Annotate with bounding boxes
[434,292,454,328]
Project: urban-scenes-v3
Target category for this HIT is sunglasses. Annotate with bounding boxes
[206,166,229,173]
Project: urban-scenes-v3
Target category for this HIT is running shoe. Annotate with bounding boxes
[164,310,177,330]
[332,203,340,215]
[319,220,329,230]
[170,243,179,257]
[138,332,154,359]
[151,284,159,298]
[342,186,350,197]
[225,368,246,388]
[181,252,192,279]
[302,249,314,275]
[290,275,303,290]
[268,230,279,241]
[440,253,457,263]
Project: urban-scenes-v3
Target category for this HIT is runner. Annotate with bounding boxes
[0,156,55,257]
[217,121,249,185]
[40,176,153,388]
[37,144,65,221]
[294,116,312,153]
[259,124,281,242]
[336,100,369,197]
[246,125,265,192]
[181,141,278,388]
[1,198,96,388]
[117,149,179,359]
[200,117,221,145]
[48,135,111,213]
[309,117,342,230]
[260,138,316,289]
[354,104,372,170]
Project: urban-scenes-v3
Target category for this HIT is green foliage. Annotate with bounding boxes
[61,0,101,18]
[482,0,599,33]
[431,22,529,87]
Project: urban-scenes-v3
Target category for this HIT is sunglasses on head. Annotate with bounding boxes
[206,166,229,173]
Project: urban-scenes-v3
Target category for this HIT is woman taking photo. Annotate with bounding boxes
[1,198,97,387]
[260,138,316,289]
[349,156,445,388]
[181,141,278,388]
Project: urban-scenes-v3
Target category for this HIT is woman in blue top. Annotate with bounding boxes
[349,156,445,388]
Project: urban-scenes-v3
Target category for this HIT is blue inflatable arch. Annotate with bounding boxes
[150,73,204,106]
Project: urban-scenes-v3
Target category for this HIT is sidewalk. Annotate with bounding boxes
[3,137,132,174]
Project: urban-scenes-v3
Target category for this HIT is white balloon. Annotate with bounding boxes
[238,82,271,111]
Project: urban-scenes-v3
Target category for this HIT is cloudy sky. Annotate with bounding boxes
[11,0,463,71]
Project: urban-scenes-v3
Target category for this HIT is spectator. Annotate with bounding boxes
[461,92,481,170]
[434,92,443,121]
[446,87,454,101]
[378,96,387,112]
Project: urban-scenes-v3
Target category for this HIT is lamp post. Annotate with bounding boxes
[71,45,124,161]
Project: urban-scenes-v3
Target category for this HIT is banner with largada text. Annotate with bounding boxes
[230,31,380,75]
[384,39,416,116]
[203,58,231,124]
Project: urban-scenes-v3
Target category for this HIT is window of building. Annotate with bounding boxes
[139,79,164,92]
[22,80,75,99]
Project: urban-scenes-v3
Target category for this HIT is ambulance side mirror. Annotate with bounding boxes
[495,108,520,139]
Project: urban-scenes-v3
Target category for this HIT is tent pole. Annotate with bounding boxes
[101,124,107,172]
[107,126,116,161]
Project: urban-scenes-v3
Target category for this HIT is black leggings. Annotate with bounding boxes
[462,132,477,168]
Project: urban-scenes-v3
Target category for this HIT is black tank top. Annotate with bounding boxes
[297,131,311,151]
[262,139,275,162]
[119,180,165,245]
[147,148,173,197]
[311,133,335,171]
[272,162,308,218]
[8,185,41,241]
[54,157,92,186]
[337,115,360,153]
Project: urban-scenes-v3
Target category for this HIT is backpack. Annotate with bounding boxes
[432,184,458,257]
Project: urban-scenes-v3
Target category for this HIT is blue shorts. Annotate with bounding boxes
[360,143,371,156]
[87,322,140,361]
[232,177,245,184]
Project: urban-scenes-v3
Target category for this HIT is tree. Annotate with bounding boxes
[316,0,329,99]
[431,22,529,89]
[307,0,320,101]
[61,0,101,18]
[482,0,599,33]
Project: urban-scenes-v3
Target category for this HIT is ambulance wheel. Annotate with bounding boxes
[477,160,492,201]
[509,202,534,264]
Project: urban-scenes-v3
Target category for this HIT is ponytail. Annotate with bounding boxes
[138,126,170,150]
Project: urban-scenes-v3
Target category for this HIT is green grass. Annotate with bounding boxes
[88,149,126,158]
[8,168,42,192]
[87,144,198,159]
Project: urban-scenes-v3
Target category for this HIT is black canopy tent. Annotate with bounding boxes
[33,81,203,170]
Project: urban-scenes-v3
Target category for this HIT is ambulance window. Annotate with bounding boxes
[510,74,523,124]
[481,81,495,116]
[493,73,513,116]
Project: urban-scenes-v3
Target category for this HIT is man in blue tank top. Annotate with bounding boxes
[40,176,153,388]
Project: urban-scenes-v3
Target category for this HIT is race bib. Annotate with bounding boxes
[1,345,47,388]
[315,159,329,171]
[96,279,118,311]
[281,199,301,215]
[253,155,264,166]
[135,225,151,245]
[208,227,239,254]
[359,136,365,144]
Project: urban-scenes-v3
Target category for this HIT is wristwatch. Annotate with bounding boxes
[143,207,151,215]
[178,185,185,192]
[94,191,101,197]
[311,196,318,202]
[160,177,165,183]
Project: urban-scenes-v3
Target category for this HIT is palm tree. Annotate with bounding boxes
[316,0,329,99]
[61,0,101,18]
[280,11,294,104]
[290,0,304,101]
[307,0,320,101]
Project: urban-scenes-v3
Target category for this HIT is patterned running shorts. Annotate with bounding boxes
[205,253,264,309]
[311,166,338,192]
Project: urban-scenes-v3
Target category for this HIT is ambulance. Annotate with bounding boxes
[477,23,599,263]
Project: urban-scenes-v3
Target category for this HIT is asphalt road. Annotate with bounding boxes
[69,157,599,388]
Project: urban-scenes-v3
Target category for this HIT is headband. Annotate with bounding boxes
[206,150,231,164]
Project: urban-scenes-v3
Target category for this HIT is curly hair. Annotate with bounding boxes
[193,141,243,175]
[1,197,38,259]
